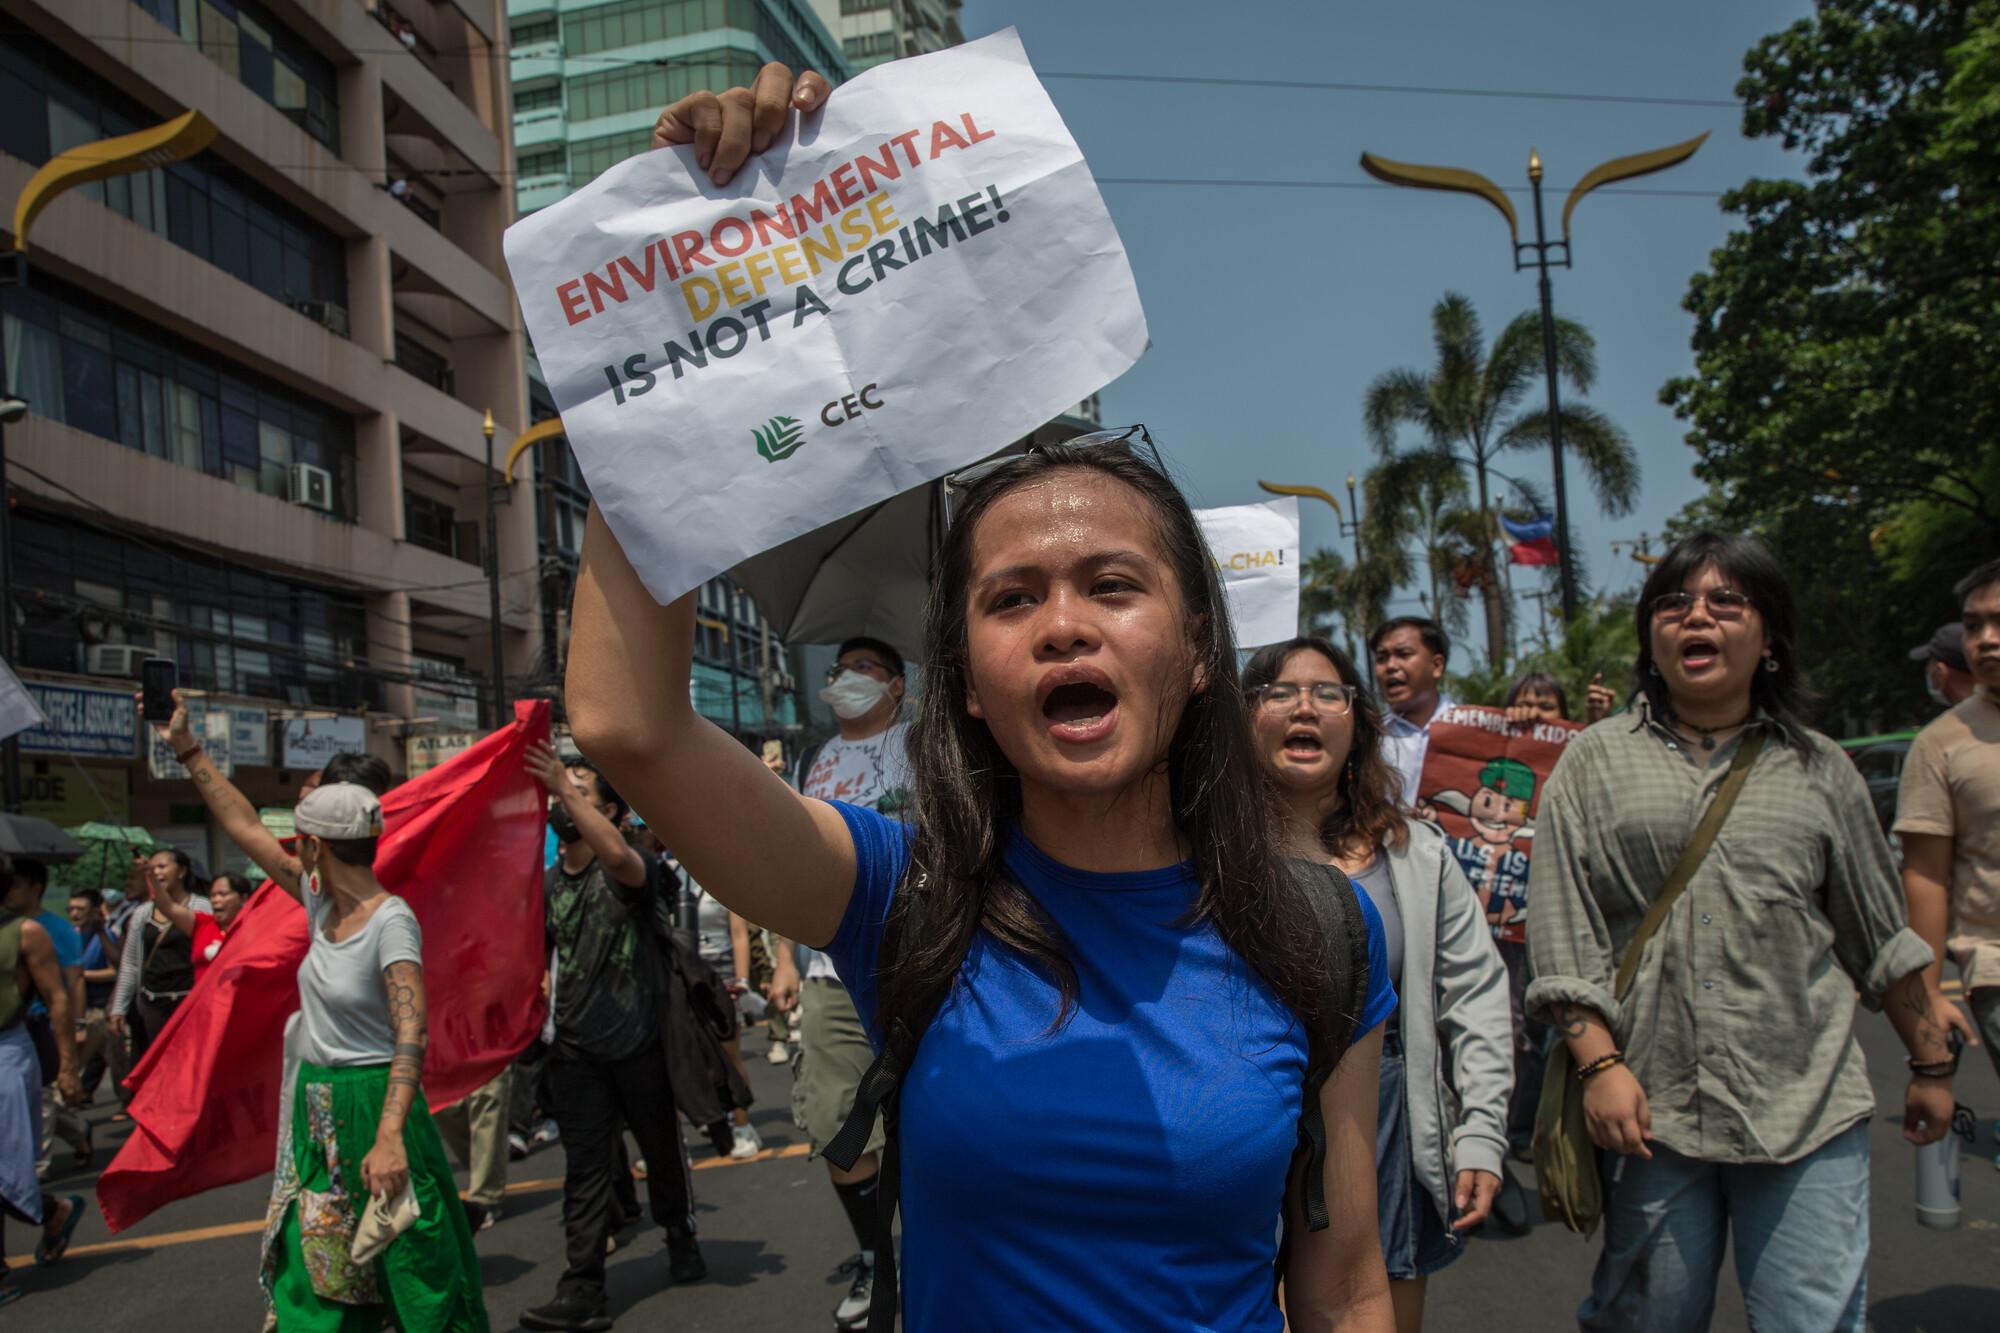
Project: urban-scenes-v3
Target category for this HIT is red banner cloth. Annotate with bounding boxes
[98,700,551,1233]
[1508,537,1561,566]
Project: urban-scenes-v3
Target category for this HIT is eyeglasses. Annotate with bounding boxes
[826,657,894,683]
[1652,589,1752,623]
[1251,682,1358,714]
[941,424,1168,527]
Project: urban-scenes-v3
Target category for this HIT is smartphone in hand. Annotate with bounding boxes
[140,657,178,723]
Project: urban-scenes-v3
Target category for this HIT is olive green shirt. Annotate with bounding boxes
[1525,703,1933,1165]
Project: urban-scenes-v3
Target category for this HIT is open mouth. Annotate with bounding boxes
[1283,728,1324,757]
[1679,636,1720,672]
[1040,669,1120,744]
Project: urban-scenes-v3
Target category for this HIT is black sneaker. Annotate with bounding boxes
[520,1292,612,1332]
[834,1253,874,1329]
[667,1229,707,1283]
[462,1201,499,1233]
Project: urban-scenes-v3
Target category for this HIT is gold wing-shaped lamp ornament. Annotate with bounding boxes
[1359,152,1519,248]
[1258,480,1345,520]
[504,417,568,484]
[13,110,217,252]
[1560,133,1708,241]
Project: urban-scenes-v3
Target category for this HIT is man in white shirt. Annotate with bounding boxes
[767,636,910,1332]
[1371,616,1454,805]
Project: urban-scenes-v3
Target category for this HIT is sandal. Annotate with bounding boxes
[35,1194,86,1265]
[0,1282,22,1307]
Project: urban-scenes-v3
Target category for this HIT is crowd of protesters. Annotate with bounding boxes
[0,57,1996,1333]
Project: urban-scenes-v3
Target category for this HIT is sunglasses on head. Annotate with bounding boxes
[941,424,1167,527]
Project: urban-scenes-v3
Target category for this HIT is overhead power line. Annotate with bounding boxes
[14,23,1742,111]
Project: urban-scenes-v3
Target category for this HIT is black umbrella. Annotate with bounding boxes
[0,813,86,863]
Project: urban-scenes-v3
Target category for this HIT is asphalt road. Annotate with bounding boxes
[9,1008,1997,1331]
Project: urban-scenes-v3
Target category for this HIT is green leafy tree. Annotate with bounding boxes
[1662,0,2000,727]
[1366,293,1639,669]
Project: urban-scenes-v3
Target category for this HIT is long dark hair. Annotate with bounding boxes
[1635,531,1813,755]
[1243,637,1409,859]
[880,443,1355,1059]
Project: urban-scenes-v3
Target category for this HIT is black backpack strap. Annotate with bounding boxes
[820,861,965,1333]
[1290,862,1372,1239]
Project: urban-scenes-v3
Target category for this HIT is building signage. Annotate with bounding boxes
[406,730,478,778]
[22,765,130,826]
[149,700,232,780]
[280,715,367,769]
[230,706,271,766]
[19,683,138,759]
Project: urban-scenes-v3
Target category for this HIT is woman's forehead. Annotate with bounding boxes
[968,472,1168,574]
[1278,649,1343,682]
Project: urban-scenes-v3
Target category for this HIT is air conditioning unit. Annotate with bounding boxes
[294,299,351,338]
[289,462,334,511]
[86,643,149,678]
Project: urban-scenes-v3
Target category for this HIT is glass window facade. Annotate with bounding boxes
[570,129,654,187]
[514,84,562,113]
[563,0,841,74]
[844,32,900,59]
[13,510,378,711]
[517,147,566,180]
[404,491,459,558]
[132,0,340,150]
[566,49,765,122]
[0,36,348,319]
[2,274,357,517]
[510,18,559,46]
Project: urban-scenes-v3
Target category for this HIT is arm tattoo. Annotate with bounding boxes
[379,960,427,1134]
[1555,1005,1589,1039]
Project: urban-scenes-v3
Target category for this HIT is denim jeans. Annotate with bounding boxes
[1579,1119,1870,1332]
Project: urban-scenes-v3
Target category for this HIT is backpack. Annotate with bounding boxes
[823,859,1373,1331]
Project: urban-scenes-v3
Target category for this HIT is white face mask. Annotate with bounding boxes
[819,671,894,720]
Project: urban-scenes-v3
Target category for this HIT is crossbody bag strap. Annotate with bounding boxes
[1612,730,1766,1002]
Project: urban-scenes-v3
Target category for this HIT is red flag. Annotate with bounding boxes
[98,700,552,1233]
[1508,537,1561,566]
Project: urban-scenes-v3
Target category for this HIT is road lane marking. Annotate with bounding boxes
[5,1141,814,1266]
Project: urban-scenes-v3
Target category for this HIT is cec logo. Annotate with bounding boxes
[749,384,889,464]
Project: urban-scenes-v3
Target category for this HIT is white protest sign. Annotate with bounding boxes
[1197,498,1301,649]
[503,28,1148,606]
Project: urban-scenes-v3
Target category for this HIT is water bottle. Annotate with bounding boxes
[1913,1120,1962,1230]
[1913,1032,1973,1230]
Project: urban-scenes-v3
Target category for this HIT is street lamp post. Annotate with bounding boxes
[1359,134,1708,623]
[483,408,506,731]
[1258,476,1367,661]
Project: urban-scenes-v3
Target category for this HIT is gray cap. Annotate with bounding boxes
[294,782,384,840]
[1909,623,1969,674]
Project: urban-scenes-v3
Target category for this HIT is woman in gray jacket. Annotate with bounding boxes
[1246,638,1514,1333]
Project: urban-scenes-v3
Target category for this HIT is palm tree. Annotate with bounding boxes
[1299,546,1396,661]
[1364,292,1639,668]
[1361,452,1481,645]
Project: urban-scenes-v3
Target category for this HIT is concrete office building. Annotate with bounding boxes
[0,0,534,872]
[805,0,961,73]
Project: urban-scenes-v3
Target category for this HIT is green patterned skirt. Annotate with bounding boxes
[261,1061,489,1332]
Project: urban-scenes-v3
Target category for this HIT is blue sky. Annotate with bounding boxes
[956,0,1813,657]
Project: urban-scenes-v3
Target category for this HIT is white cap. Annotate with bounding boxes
[294,782,384,840]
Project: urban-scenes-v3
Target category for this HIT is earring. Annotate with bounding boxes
[1648,662,1661,677]
[1763,656,1779,673]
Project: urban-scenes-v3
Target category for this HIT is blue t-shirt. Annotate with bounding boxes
[33,911,81,968]
[826,803,1396,1332]
[27,911,83,1020]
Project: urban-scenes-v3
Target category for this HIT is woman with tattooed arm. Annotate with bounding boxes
[258,783,489,1331]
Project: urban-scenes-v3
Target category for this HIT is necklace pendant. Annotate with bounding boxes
[1701,734,1717,751]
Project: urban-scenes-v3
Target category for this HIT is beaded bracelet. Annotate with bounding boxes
[1575,1051,1626,1083]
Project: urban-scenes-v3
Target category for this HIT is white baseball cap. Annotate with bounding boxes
[294,782,385,840]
